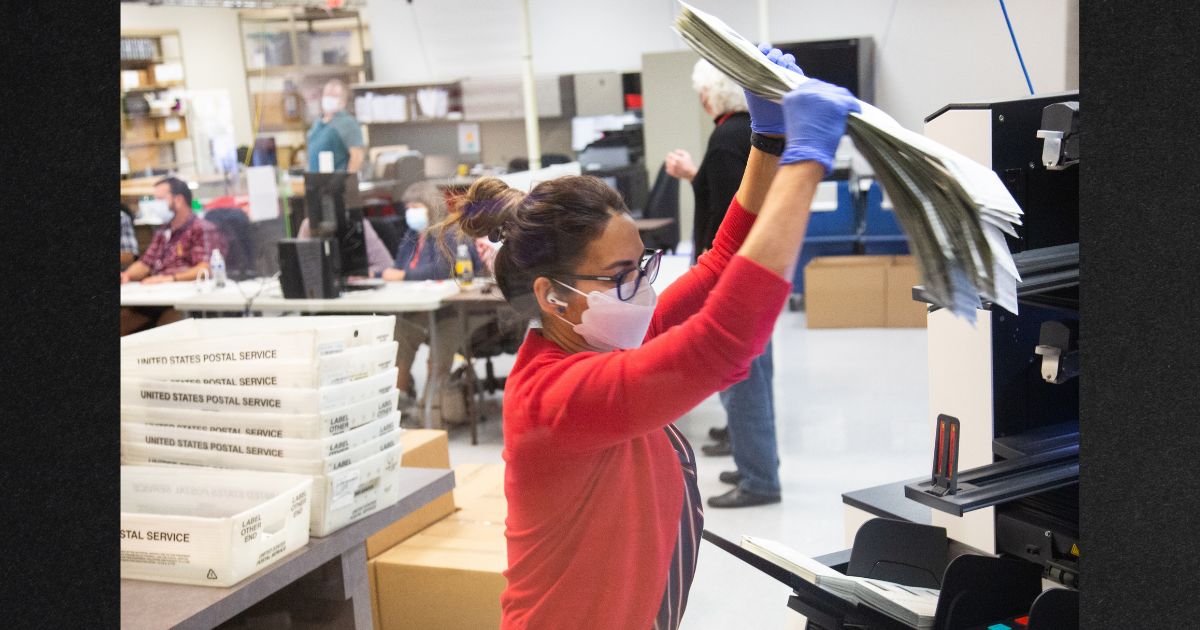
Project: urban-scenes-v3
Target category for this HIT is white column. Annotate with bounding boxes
[519,0,541,170]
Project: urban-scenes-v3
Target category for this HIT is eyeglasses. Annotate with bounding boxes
[557,248,663,302]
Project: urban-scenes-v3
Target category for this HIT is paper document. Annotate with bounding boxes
[740,535,939,629]
[673,1,1023,320]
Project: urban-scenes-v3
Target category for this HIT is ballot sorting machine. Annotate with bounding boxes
[813,92,1081,630]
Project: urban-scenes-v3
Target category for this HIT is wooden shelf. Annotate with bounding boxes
[360,117,467,127]
[122,83,186,94]
[123,112,187,120]
[120,57,183,66]
[247,64,363,77]
[351,80,463,92]
[123,138,188,148]
[239,7,360,24]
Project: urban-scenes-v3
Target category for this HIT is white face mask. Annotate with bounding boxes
[321,95,342,114]
[142,198,173,224]
[553,278,657,352]
[405,206,429,232]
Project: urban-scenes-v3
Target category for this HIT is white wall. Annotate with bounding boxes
[120,4,254,147]
[365,0,1075,131]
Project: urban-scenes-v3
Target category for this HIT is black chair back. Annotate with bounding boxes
[641,163,680,253]
[204,208,255,279]
[367,215,404,258]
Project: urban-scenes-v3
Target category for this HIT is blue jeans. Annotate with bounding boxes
[719,339,781,496]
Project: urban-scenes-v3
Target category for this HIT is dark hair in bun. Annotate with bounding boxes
[431,175,627,317]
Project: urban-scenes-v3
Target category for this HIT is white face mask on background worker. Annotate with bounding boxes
[321,95,342,115]
[405,204,430,233]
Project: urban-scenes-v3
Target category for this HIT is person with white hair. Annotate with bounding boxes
[665,59,750,258]
[665,55,791,508]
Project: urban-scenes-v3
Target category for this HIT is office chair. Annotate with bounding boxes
[204,208,255,279]
[367,215,404,258]
[444,308,528,444]
[640,163,680,253]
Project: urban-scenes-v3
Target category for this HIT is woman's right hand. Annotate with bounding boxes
[665,149,697,181]
[381,268,406,281]
[779,79,861,174]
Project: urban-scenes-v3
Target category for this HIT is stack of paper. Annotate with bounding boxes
[742,536,939,629]
[674,1,1022,321]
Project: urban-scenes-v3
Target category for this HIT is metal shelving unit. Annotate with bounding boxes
[237,7,369,169]
[121,30,197,177]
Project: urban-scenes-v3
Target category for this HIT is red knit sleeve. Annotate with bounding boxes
[645,197,758,338]
[508,254,789,455]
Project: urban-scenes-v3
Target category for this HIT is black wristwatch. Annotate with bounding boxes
[750,132,785,156]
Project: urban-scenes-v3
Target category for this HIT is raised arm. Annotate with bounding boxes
[646,49,795,334]
[515,75,861,454]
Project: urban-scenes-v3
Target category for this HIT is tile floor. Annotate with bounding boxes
[429,307,931,629]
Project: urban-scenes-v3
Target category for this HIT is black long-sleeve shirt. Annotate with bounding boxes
[691,111,751,260]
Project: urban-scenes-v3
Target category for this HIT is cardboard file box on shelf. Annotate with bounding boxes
[124,118,158,144]
[120,466,312,587]
[155,115,189,141]
[366,430,454,558]
[885,255,928,328]
[372,518,507,630]
[804,256,889,329]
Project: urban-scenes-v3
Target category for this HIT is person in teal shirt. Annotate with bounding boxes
[307,79,364,173]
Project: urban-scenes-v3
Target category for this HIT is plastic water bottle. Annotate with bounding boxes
[455,243,474,288]
[210,249,227,288]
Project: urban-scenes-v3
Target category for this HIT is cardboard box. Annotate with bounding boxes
[155,115,188,141]
[373,519,507,630]
[367,430,454,628]
[453,463,505,509]
[885,256,928,328]
[400,430,451,469]
[804,256,889,328]
[124,118,158,144]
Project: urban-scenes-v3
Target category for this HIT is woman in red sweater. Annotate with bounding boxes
[440,48,860,629]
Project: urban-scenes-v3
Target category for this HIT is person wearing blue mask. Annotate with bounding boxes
[382,181,484,425]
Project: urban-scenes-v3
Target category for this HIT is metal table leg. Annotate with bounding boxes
[460,304,479,446]
[423,309,437,430]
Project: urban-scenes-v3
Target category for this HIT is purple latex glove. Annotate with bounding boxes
[744,44,802,135]
[779,78,861,173]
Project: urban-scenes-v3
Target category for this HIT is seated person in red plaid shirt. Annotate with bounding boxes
[120,177,224,335]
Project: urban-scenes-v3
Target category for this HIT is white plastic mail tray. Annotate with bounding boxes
[121,412,398,461]
[120,466,312,587]
[121,368,398,415]
[122,427,400,477]
[121,315,396,369]
[308,444,403,536]
[123,341,398,389]
[120,389,399,440]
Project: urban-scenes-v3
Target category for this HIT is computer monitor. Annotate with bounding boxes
[251,137,277,167]
[303,172,368,279]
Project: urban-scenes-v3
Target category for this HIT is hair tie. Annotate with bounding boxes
[488,223,507,243]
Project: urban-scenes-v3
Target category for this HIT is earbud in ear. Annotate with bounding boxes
[547,293,567,307]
